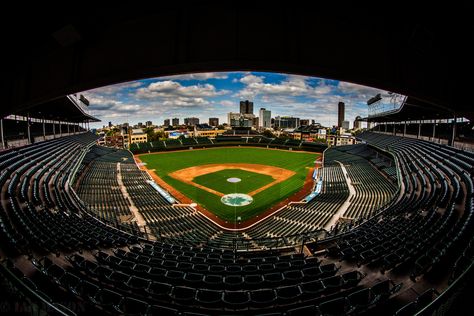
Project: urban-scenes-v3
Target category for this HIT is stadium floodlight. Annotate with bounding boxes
[367,93,382,105]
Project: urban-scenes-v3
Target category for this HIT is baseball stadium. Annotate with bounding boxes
[0,4,473,316]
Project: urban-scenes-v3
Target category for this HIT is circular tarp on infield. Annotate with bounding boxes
[221,193,253,207]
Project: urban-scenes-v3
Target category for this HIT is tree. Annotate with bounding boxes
[143,127,162,142]
[262,129,274,138]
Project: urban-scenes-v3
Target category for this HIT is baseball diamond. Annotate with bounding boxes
[138,147,318,223]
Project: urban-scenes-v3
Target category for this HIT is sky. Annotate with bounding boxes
[81,71,390,129]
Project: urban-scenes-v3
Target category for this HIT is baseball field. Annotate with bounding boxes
[139,147,318,223]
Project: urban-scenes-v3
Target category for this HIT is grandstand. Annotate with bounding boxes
[0,128,472,315]
[1,4,474,315]
[1,125,473,315]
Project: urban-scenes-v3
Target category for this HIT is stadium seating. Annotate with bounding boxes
[1,131,473,315]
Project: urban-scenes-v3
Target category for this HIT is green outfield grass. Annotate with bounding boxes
[193,169,274,195]
[140,147,319,222]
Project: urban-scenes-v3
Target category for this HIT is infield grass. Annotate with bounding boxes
[140,147,319,222]
[193,169,274,195]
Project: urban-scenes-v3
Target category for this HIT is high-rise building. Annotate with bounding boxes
[354,116,362,129]
[108,121,112,128]
[228,112,253,128]
[137,122,143,128]
[338,102,345,127]
[184,117,199,126]
[275,116,300,129]
[300,119,310,126]
[240,100,254,115]
[146,121,153,127]
[164,119,170,126]
[209,117,219,127]
[172,118,179,126]
[252,117,259,128]
[342,120,350,130]
[228,112,240,126]
[258,108,271,128]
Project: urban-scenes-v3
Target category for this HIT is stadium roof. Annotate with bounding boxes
[13,95,100,123]
[364,96,472,123]
[0,3,473,121]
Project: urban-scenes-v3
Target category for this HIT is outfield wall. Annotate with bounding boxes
[130,139,327,154]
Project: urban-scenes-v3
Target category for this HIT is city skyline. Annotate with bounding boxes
[82,71,391,129]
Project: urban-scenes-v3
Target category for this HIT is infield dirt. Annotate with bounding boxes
[168,163,295,197]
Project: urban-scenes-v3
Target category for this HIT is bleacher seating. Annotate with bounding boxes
[129,136,326,154]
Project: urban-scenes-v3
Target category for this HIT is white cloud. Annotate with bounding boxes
[219,100,235,107]
[158,72,229,81]
[337,81,387,99]
[135,81,229,99]
[236,74,334,99]
[162,97,209,107]
[240,74,264,85]
[87,81,143,95]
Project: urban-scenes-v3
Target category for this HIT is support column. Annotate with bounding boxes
[449,115,457,147]
[59,120,62,137]
[432,119,436,141]
[67,120,70,135]
[53,121,56,138]
[42,118,46,141]
[27,113,31,144]
[418,120,421,139]
[0,118,4,149]
[403,121,406,137]
[384,122,387,133]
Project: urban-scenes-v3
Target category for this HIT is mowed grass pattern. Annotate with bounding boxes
[193,169,274,195]
[140,147,319,222]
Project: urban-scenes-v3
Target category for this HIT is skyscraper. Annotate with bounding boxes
[184,117,199,126]
[240,100,254,115]
[164,119,170,126]
[258,108,271,128]
[172,118,179,126]
[338,102,345,127]
[209,117,219,126]
[274,116,300,129]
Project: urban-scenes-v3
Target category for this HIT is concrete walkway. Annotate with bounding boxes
[324,161,356,230]
[117,163,148,235]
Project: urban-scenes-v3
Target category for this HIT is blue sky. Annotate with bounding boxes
[82,71,390,129]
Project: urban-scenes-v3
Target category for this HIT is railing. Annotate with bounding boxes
[0,261,76,315]
[417,260,474,316]
[154,229,328,252]
[373,131,474,153]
